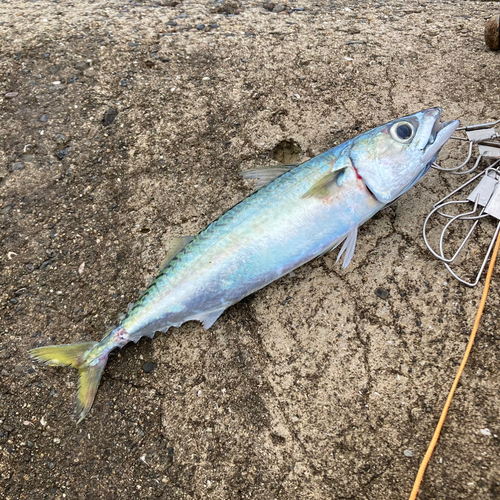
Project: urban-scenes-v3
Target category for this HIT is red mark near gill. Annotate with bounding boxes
[352,163,376,198]
[353,166,363,181]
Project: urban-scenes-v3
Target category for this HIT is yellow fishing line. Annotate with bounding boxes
[409,229,500,500]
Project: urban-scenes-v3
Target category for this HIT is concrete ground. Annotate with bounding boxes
[1,0,500,498]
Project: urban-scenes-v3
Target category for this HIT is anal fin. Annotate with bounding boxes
[196,308,225,330]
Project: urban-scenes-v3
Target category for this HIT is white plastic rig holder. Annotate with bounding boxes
[423,120,500,286]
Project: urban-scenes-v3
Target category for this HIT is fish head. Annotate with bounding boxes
[349,108,459,203]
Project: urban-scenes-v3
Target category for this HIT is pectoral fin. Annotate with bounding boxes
[336,226,358,269]
[302,151,353,199]
[302,169,347,199]
[240,164,298,191]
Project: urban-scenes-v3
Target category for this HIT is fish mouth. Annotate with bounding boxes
[426,107,443,146]
[423,108,459,156]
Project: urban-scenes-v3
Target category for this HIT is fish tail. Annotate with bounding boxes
[29,342,98,368]
[29,341,109,423]
[75,355,108,424]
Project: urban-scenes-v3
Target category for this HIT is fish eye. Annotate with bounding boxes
[390,121,414,143]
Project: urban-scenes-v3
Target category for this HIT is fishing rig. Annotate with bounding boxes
[423,120,500,286]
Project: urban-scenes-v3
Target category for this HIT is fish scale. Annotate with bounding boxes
[29,108,459,423]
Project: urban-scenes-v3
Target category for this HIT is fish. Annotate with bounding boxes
[29,108,459,423]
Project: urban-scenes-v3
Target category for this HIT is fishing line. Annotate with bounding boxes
[409,227,500,500]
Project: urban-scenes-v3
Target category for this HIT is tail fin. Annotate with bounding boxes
[30,342,108,423]
[30,342,98,367]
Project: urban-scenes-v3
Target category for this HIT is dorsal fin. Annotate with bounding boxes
[240,164,298,191]
[159,236,194,270]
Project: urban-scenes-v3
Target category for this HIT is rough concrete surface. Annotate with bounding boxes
[1,0,500,499]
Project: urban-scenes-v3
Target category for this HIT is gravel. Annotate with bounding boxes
[103,107,118,126]
[142,362,157,373]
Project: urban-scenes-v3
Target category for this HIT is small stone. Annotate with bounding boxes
[46,249,56,258]
[26,264,34,272]
[10,162,25,171]
[74,61,90,71]
[120,80,128,87]
[53,437,60,444]
[166,20,178,26]
[103,107,118,126]
[49,65,59,74]
[215,0,240,15]
[9,298,18,305]
[1,202,13,214]
[57,147,70,160]
[142,362,157,373]
[263,2,276,11]
[196,24,205,30]
[210,23,219,29]
[49,387,56,397]
[403,449,414,457]
[5,92,18,98]
[39,259,52,270]
[39,114,49,122]
[375,287,389,299]
[129,42,138,47]
[54,133,68,145]
[485,15,500,50]
[480,428,492,436]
